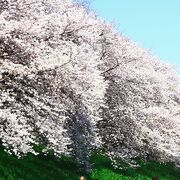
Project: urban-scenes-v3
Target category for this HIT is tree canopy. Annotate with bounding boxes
[0,0,179,171]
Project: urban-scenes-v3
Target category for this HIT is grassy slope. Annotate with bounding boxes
[0,146,179,180]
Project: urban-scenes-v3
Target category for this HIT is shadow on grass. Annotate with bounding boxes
[0,146,179,180]
[0,145,85,180]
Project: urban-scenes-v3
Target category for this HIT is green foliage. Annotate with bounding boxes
[0,146,179,179]
[90,151,180,180]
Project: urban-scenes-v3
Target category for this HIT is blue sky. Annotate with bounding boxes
[91,0,180,66]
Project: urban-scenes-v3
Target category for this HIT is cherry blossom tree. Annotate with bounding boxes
[0,0,180,171]
[0,0,107,170]
[98,32,180,165]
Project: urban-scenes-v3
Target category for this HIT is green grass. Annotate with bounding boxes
[0,146,179,180]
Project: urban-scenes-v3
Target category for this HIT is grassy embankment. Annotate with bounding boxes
[0,146,179,180]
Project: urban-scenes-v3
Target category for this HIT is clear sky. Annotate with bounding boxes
[91,0,180,66]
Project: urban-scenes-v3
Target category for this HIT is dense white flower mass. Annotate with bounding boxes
[0,0,179,170]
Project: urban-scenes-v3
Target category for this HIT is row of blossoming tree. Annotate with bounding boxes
[0,0,179,171]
